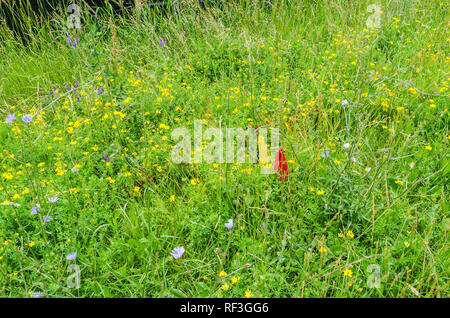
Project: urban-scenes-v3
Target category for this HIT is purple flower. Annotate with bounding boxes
[50,85,58,96]
[48,197,58,203]
[171,246,185,259]
[5,113,16,125]
[321,150,330,158]
[225,219,233,230]
[67,33,79,48]
[97,87,102,95]
[31,206,39,215]
[32,292,43,298]
[74,80,79,88]
[42,215,53,223]
[66,252,77,261]
[342,99,349,106]
[21,114,33,123]
[67,33,73,47]
[159,38,166,48]
[103,154,110,161]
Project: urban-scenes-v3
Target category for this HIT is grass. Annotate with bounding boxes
[0,0,448,298]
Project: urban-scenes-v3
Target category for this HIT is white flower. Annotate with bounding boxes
[343,143,350,149]
[71,166,80,173]
[48,197,58,203]
[342,99,349,106]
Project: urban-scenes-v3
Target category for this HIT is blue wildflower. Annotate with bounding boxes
[5,113,16,125]
[66,252,77,261]
[31,206,39,215]
[321,150,330,158]
[22,114,33,123]
[171,246,185,259]
[48,197,58,203]
[225,219,233,230]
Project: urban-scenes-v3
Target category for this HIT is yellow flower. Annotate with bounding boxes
[169,195,175,202]
[244,290,254,298]
[319,246,327,253]
[346,230,355,238]
[231,276,240,284]
[404,241,410,248]
[316,189,325,195]
[407,87,417,94]
[424,145,432,151]
[395,180,404,186]
[221,284,230,291]
[106,177,116,184]
[343,268,353,277]
[2,172,13,180]
[219,270,227,277]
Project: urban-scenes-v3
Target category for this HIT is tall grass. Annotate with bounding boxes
[0,0,448,297]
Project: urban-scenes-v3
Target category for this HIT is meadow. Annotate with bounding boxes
[0,0,448,298]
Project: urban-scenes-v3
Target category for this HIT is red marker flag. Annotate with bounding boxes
[274,148,289,181]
